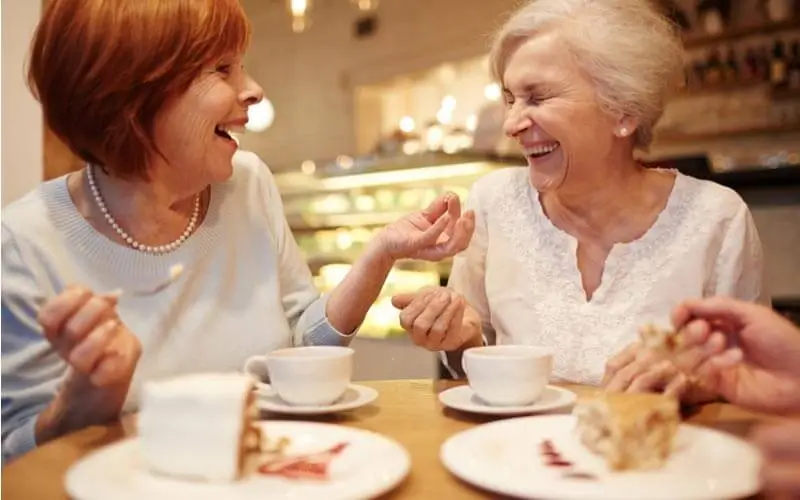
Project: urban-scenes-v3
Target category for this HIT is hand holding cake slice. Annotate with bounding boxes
[138,373,262,482]
[573,392,679,471]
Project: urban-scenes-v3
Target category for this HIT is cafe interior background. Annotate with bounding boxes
[3,0,799,381]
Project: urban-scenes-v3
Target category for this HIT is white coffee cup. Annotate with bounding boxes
[243,346,353,406]
[462,345,553,406]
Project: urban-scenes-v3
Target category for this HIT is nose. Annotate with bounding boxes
[239,71,264,107]
[503,105,533,138]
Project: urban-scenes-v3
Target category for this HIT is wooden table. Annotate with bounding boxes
[1,379,785,499]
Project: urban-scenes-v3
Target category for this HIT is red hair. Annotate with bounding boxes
[28,0,251,178]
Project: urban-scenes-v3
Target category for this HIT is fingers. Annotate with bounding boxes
[440,304,467,352]
[604,351,657,392]
[62,296,117,345]
[68,319,118,374]
[602,343,640,386]
[416,212,452,250]
[416,211,475,261]
[90,333,141,387]
[428,295,464,350]
[396,288,468,351]
[406,290,452,347]
[708,347,744,368]
[627,360,675,393]
[391,293,415,309]
[38,286,93,342]
[444,194,461,238]
[676,296,756,330]
[672,323,726,374]
[37,287,138,389]
[421,193,454,223]
[663,372,689,398]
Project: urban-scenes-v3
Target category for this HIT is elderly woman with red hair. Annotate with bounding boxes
[1,0,474,462]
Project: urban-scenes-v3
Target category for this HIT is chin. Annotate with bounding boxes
[209,157,236,183]
[527,152,568,193]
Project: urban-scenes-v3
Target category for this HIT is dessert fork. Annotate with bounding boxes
[106,263,185,299]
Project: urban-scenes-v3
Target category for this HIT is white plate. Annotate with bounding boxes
[440,414,762,500]
[255,384,378,415]
[438,385,577,415]
[66,421,410,500]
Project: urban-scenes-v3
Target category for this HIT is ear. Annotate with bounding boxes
[613,115,640,139]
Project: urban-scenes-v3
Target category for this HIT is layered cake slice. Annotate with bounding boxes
[138,373,261,482]
[573,392,679,471]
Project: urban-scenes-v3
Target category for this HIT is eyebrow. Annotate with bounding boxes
[502,83,549,96]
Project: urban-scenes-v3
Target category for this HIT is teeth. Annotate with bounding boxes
[215,126,238,142]
[526,143,559,157]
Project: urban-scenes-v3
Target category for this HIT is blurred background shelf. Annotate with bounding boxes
[683,19,800,49]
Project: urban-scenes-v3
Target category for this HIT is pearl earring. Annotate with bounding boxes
[619,127,629,137]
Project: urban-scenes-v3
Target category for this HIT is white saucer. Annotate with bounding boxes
[255,384,378,415]
[441,415,761,500]
[438,385,577,416]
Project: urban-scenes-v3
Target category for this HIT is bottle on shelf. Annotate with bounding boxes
[704,49,724,86]
[770,39,789,88]
[757,46,771,82]
[788,41,800,91]
[741,47,761,82]
[723,47,739,84]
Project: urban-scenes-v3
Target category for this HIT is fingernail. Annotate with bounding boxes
[105,289,123,300]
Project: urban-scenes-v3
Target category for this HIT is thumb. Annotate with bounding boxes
[391,293,415,309]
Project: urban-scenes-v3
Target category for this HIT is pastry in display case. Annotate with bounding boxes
[273,152,516,339]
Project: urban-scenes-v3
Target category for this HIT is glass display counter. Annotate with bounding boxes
[273,152,517,338]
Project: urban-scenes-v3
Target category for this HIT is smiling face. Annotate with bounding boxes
[152,56,263,186]
[502,31,632,193]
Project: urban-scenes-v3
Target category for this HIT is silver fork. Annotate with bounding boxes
[106,263,185,299]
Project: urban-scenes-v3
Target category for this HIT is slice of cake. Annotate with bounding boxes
[639,324,681,354]
[138,373,261,482]
[572,392,679,471]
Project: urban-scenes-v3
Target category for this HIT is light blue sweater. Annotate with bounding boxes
[1,151,353,463]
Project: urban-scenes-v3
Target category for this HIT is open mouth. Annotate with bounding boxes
[214,125,239,145]
[525,142,560,160]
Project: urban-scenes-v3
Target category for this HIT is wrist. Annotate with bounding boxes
[364,236,396,272]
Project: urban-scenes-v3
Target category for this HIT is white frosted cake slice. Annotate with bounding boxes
[573,392,679,471]
[138,373,261,482]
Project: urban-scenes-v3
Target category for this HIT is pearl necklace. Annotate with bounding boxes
[86,165,201,254]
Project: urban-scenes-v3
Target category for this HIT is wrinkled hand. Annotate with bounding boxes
[376,192,475,262]
[38,286,141,389]
[671,297,800,414]
[602,320,732,402]
[752,422,800,499]
[601,342,689,398]
[391,287,478,351]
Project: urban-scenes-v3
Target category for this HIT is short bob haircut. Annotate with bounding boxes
[28,0,251,179]
[490,0,684,149]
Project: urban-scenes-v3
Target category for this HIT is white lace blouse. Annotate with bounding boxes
[445,167,766,385]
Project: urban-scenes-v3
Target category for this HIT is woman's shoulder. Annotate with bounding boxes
[2,177,67,244]
[675,172,750,221]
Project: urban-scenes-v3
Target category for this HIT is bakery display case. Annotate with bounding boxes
[273,152,516,338]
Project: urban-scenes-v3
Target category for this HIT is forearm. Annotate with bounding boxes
[325,240,395,335]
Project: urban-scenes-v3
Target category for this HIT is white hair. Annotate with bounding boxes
[489,0,685,149]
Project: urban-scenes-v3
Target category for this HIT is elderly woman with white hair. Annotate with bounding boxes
[392,0,767,401]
